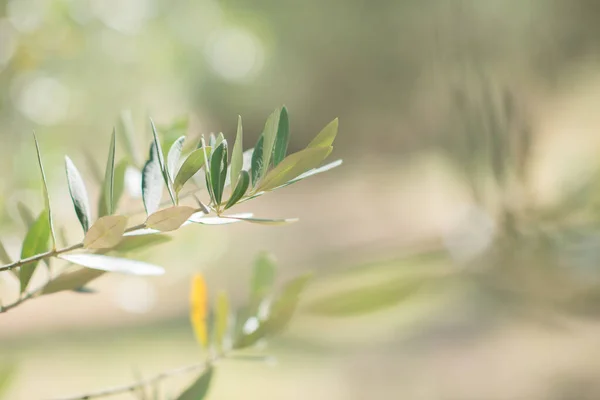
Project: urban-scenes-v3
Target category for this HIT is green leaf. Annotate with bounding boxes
[200,137,215,203]
[215,291,229,351]
[16,201,34,228]
[188,212,253,225]
[32,132,56,249]
[145,206,196,232]
[173,147,212,195]
[276,159,343,189]
[175,367,214,400]
[20,210,51,292]
[113,160,128,212]
[251,135,264,187]
[150,118,176,205]
[118,110,140,166]
[307,118,339,148]
[83,215,127,249]
[210,140,228,205]
[257,147,332,192]
[65,156,92,233]
[42,268,105,295]
[60,254,165,276]
[215,132,225,148]
[167,136,185,182]
[235,273,312,349]
[251,252,277,306]
[224,216,298,225]
[230,115,244,190]
[98,130,116,217]
[260,108,280,178]
[224,170,250,210]
[142,143,164,216]
[273,106,290,166]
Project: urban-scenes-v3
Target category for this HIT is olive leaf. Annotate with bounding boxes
[273,106,290,167]
[42,268,105,295]
[98,130,116,217]
[175,367,213,400]
[32,132,56,249]
[210,140,228,206]
[83,215,127,249]
[307,117,339,149]
[230,115,244,190]
[19,209,51,292]
[142,143,164,216]
[223,216,299,225]
[173,146,212,195]
[251,135,264,187]
[60,254,164,276]
[65,156,92,233]
[188,213,253,225]
[224,170,250,210]
[260,108,280,178]
[145,206,196,232]
[150,118,176,205]
[167,136,185,183]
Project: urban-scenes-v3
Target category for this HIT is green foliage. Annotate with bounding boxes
[175,367,213,400]
[98,131,117,217]
[65,156,92,233]
[20,210,51,292]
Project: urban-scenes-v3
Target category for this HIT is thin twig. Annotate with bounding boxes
[51,355,221,400]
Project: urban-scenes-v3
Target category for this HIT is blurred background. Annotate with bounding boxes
[4,0,600,398]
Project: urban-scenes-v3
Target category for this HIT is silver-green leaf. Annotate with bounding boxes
[98,130,116,217]
[60,254,165,276]
[65,156,92,233]
[142,143,164,216]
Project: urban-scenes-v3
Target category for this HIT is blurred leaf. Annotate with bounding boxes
[224,216,298,225]
[113,160,128,212]
[190,274,209,348]
[150,119,176,205]
[251,135,264,187]
[215,132,225,148]
[273,106,290,167]
[275,159,343,189]
[42,268,105,295]
[173,147,212,195]
[306,275,425,317]
[111,233,172,253]
[208,133,217,148]
[210,141,228,206]
[230,115,244,190]
[251,252,277,306]
[142,143,164,216]
[17,201,34,228]
[83,215,127,249]
[65,156,92,233]
[60,254,164,275]
[235,273,312,349]
[145,206,196,232]
[71,287,96,294]
[188,213,253,225]
[98,130,116,217]
[175,367,213,400]
[224,170,249,210]
[0,241,12,264]
[118,110,140,166]
[260,108,280,178]
[0,364,16,399]
[32,132,56,249]
[307,118,339,149]
[257,147,332,192]
[167,136,185,183]
[215,291,229,351]
[20,210,50,293]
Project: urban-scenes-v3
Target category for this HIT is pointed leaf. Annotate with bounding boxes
[150,118,176,205]
[42,268,105,295]
[17,201,34,228]
[273,106,290,166]
[118,110,140,166]
[175,367,214,400]
[224,170,249,209]
[98,130,116,217]
[224,216,299,225]
[257,146,332,192]
[200,137,215,203]
[251,135,264,187]
[215,132,224,148]
[83,215,127,249]
[190,274,209,348]
[145,206,196,232]
[60,254,164,275]
[19,210,51,292]
[142,143,164,216]
[167,136,185,182]
[251,252,277,306]
[65,156,92,233]
[307,118,339,148]
[225,148,253,188]
[33,132,56,248]
[260,108,280,177]
[215,291,229,350]
[230,115,244,190]
[280,159,343,188]
[210,141,228,205]
[188,212,253,225]
[173,147,211,195]
[208,133,217,148]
